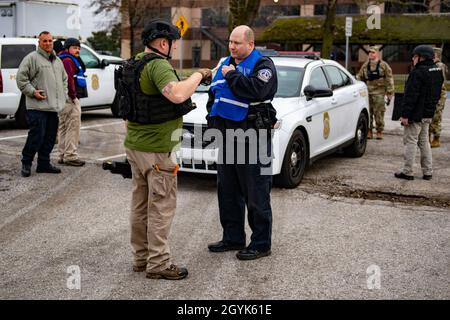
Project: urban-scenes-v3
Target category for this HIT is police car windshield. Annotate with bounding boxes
[195,66,304,98]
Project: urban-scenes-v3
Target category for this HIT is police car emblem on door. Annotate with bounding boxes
[323,112,330,139]
[91,74,99,90]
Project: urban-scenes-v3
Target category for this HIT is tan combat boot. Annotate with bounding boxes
[376,131,383,140]
[367,130,373,139]
[431,137,440,148]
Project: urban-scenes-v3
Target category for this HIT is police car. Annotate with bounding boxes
[177,53,370,188]
[0,38,121,127]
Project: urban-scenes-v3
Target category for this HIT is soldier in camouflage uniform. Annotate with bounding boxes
[430,48,448,148]
[357,46,395,140]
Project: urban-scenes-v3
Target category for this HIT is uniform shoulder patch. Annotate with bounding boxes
[257,69,272,83]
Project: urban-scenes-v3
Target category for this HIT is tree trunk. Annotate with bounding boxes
[120,0,131,59]
[321,0,337,59]
[228,0,261,33]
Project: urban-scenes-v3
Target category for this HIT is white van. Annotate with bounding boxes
[0,38,121,127]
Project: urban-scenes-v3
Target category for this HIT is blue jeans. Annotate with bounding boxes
[22,110,59,167]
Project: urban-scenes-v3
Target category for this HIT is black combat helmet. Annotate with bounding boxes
[412,45,434,60]
[141,19,181,59]
[141,19,181,46]
[64,37,81,49]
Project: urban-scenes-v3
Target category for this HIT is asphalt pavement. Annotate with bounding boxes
[0,102,449,300]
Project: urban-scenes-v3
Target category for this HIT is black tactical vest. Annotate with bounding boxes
[366,61,385,81]
[114,53,195,124]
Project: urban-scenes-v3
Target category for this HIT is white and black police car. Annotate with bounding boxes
[177,52,370,188]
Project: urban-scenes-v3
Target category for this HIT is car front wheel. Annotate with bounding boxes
[274,129,308,189]
[344,112,368,158]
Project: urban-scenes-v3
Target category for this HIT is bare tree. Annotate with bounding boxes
[320,0,338,59]
[228,0,261,32]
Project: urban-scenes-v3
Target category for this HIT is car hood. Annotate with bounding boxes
[185,93,301,125]
[99,54,123,62]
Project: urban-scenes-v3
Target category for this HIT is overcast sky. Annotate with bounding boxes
[77,0,119,39]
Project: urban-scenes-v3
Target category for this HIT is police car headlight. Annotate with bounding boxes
[274,120,282,130]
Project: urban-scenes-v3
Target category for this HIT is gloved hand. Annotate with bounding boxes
[196,68,212,85]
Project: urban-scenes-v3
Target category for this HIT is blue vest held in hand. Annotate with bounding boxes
[209,50,263,121]
[58,53,87,88]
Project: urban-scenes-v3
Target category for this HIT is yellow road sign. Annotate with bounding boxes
[176,15,189,37]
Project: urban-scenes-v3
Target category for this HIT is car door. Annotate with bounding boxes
[303,66,337,156]
[78,46,115,107]
[0,43,36,114]
[322,65,358,143]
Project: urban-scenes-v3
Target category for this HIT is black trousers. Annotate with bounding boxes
[215,122,273,252]
[22,110,58,167]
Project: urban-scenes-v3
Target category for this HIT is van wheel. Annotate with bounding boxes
[274,129,308,189]
[110,93,120,118]
[15,96,28,128]
[344,112,368,158]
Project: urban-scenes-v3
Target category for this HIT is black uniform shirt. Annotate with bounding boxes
[402,59,444,121]
[206,55,278,119]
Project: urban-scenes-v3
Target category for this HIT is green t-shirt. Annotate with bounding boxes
[124,52,182,153]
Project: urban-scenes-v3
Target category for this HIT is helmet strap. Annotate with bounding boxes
[146,39,173,60]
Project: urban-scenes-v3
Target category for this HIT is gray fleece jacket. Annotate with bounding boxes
[16,47,68,112]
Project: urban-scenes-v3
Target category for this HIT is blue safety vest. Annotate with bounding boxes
[58,53,87,88]
[209,50,263,121]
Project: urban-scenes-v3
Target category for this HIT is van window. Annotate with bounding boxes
[80,47,100,68]
[1,45,36,68]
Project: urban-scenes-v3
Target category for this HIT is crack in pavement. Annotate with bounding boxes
[300,177,450,209]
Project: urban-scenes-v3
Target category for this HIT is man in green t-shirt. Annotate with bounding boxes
[125,19,211,280]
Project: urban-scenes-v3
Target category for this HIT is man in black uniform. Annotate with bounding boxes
[395,45,444,180]
[206,25,278,260]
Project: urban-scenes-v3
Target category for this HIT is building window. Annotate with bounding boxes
[382,45,416,63]
[202,8,228,27]
[211,42,225,60]
[441,2,450,12]
[314,4,359,16]
[253,5,300,27]
[141,7,171,26]
[385,2,428,13]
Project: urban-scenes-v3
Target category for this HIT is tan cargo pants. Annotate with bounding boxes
[125,148,178,272]
[402,119,433,176]
[58,98,81,161]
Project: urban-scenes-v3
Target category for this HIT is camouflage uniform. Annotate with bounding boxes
[357,58,394,135]
[430,60,448,139]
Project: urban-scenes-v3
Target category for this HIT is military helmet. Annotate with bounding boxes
[141,19,181,46]
[64,37,81,49]
[368,46,380,53]
[412,45,434,60]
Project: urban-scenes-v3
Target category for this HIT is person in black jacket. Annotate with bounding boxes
[206,25,278,261]
[395,45,444,181]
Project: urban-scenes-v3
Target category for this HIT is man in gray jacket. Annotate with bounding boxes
[16,31,68,177]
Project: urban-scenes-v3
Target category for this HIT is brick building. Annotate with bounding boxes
[121,0,450,73]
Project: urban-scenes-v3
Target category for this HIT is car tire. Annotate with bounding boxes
[15,96,28,129]
[110,93,120,118]
[344,112,368,158]
[274,129,308,189]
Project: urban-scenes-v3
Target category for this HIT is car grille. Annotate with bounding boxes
[181,123,215,149]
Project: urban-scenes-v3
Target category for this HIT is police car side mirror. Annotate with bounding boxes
[304,85,333,101]
[100,59,110,68]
